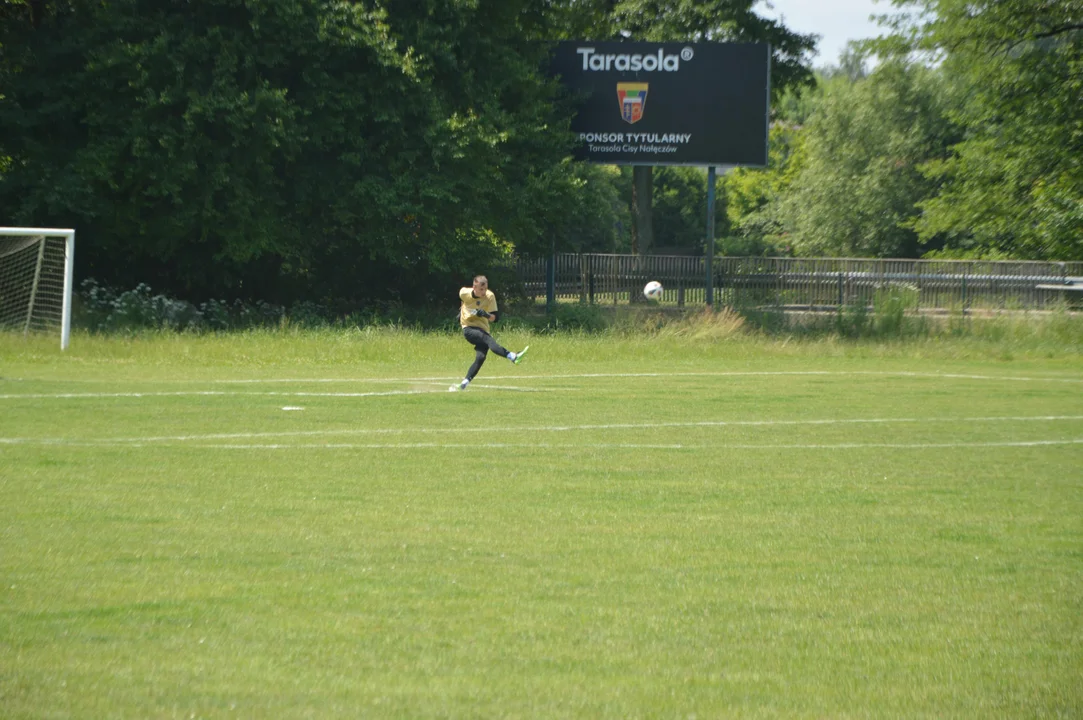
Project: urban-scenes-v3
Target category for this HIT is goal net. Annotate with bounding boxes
[0,227,75,349]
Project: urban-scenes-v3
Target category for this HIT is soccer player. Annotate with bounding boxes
[450,275,529,392]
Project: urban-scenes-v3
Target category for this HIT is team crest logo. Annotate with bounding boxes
[617,83,648,124]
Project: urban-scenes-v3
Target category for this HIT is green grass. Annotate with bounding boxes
[2,328,1082,717]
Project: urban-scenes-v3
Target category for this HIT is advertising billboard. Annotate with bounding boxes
[549,41,770,166]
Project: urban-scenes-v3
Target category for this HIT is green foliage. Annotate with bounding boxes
[832,287,925,340]
[650,166,727,252]
[723,122,807,251]
[921,246,1016,261]
[0,0,824,316]
[871,284,922,336]
[821,45,873,83]
[777,62,959,257]
[716,233,785,257]
[772,83,821,125]
[885,0,1083,259]
[584,0,818,97]
[539,162,629,254]
[77,280,206,332]
[724,0,1083,264]
[536,302,610,332]
[0,0,584,305]
[835,298,871,338]
[76,278,286,332]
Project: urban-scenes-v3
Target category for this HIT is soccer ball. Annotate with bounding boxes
[643,280,664,301]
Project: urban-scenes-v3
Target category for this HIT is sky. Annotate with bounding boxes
[754,0,892,67]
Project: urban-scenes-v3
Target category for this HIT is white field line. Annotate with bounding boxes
[1,370,1080,401]
[0,385,544,400]
[3,370,1081,399]
[0,390,433,400]
[415,383,546,392]
[88,439,1083,450]
[2,415,1082,447]
[204,371,1083,384]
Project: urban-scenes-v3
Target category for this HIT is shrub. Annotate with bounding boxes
[526,303,609,333]
[872,284,922,338]
[76,279,287,332]
[76,279,201,331]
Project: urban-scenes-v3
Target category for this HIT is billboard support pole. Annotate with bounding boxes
[705,165,716,309]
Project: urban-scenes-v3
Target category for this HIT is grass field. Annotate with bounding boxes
[2,327,1082,717]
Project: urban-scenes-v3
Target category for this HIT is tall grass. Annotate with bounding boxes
[3,305,1081,386]
[55,276,1083,351]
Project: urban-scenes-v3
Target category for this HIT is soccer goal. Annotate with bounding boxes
[0,227,75,350]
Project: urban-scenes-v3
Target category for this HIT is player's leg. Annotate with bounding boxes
[474,329,527,363]
[466,344,488,381]
[452,327,490,391]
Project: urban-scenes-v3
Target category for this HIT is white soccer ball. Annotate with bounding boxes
[643,280,664,301]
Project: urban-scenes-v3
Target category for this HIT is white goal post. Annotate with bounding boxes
[0,227,76,350]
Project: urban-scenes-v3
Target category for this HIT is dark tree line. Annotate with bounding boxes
[0,0,814,310]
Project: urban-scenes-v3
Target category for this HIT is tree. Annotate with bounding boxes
[0,0,588,306]
[775,62,958,257]
[535,161,630,253]
[884,0,1083,259]
[652,166,728,252]
[722,121,807,255]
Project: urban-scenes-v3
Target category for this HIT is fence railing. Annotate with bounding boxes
[515,254,1083,311]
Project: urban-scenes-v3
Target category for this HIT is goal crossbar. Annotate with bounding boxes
[0,227,75,350]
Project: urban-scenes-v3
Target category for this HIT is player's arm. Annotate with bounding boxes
[471,309,498,321]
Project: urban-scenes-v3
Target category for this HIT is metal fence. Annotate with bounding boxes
[515,254,1083,311]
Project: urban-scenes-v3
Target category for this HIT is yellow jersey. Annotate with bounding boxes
[459,287,498,332]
